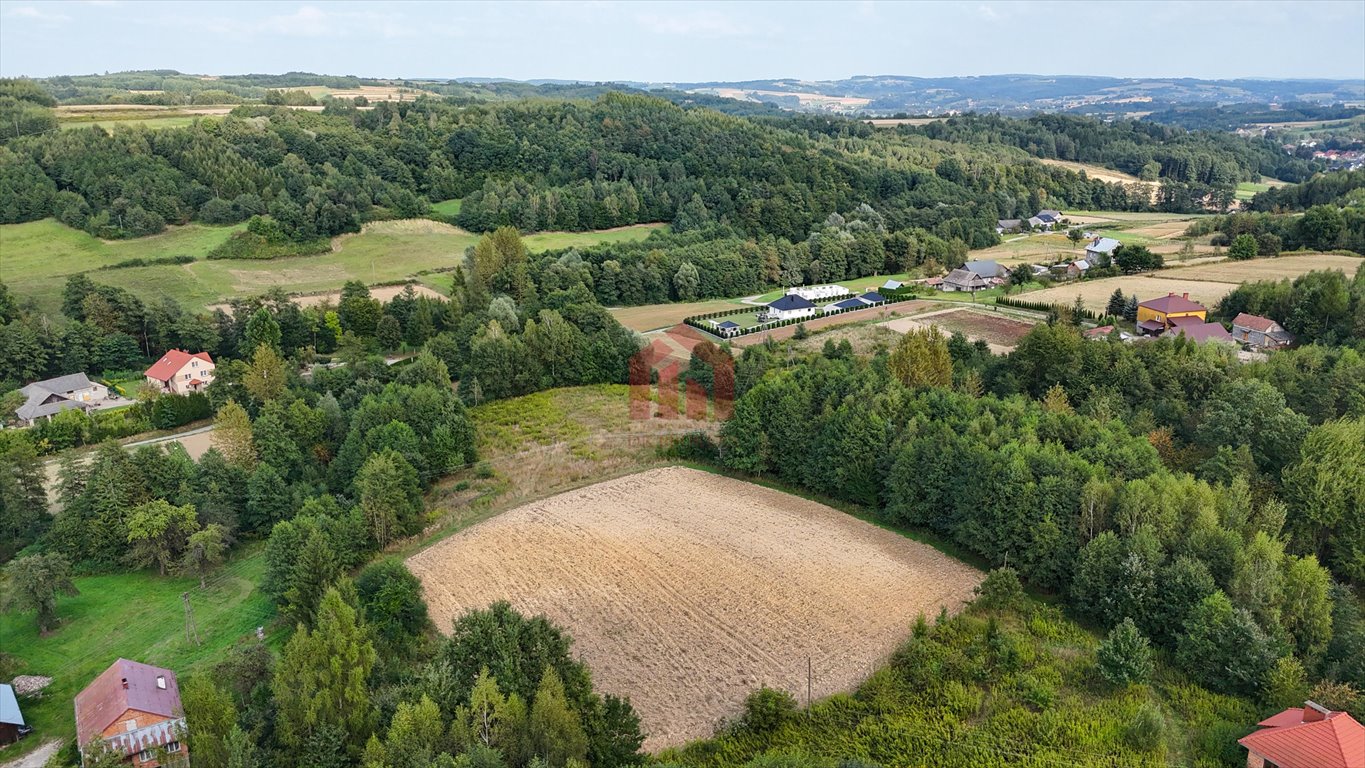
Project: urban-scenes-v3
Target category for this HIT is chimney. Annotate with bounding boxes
[156,675,166,690]
[1182,292,1189,300]
[1303,700,1331,722]
[121,678,128,689]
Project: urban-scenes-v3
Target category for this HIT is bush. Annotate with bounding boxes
[1125,702,1166,751]
[663,431,719,461]
[973,567,1025,611]
[739,687,797,733]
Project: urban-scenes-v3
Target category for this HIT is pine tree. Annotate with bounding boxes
[1097,618,1154,686]
[529,666,588,767]
[182,676,237,768]
[1105,289,1126,318]
[282,527,341,627]
[274,585,377,754]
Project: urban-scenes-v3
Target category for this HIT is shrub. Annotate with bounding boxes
[739,687,797,733]
[1097,618,1154,687]
[973,567,1025,611]
[1124,702,1166,752]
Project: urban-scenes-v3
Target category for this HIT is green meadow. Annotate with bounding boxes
[1,218,665,315]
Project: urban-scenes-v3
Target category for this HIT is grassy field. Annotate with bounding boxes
[609,299,749,332]
[1235,176,1288,201]
[2,219,665,315]
[430,199,463,218]
[0,547,279,760]
[59,115,209,131]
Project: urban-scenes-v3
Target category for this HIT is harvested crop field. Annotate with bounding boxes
[1164,253,1362,282]
[1022,275,1240,313]
[881,308,1037,353]
[408,467,982,750]
[610,300,748,332]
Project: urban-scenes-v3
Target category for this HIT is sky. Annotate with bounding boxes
[1,0,1363,83]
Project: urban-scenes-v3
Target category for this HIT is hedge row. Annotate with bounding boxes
[684,291,922,338]
[996,294,1098,320]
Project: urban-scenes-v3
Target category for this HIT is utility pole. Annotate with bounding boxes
[181,592,201,646]
[806,655,812,715]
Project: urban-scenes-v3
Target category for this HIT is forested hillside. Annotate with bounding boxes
[907,113,1323,209]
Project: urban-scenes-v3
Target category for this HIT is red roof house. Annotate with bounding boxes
[144,351,215,396]
[75,659,188,766]
[1176,322,1235,345]
[1239,701,1364,768]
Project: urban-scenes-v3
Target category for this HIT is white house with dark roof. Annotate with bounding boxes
[1084,237,1122,265]
[15,373,107,426]
[761,294,817,322]
[710,319,742,338]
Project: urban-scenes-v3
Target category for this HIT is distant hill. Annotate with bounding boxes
[649,74,1365,117]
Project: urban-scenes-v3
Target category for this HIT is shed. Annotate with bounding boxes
[0,684,24,745]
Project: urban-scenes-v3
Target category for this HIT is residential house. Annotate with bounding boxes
[1176,321,1235,345]
[787,284,846,301]
[963,260,1006,280]
[1065,260,1090,279]
[995,218,1023,235]
[941,268,989,292]
[1136,293,1207,335]
[15,373,107,426]
[824,297,868,314]
[1238,700,1363,768]
[144,351,215,396]
[760,294,817,322]
[1037,209,1063,225]
[75,659,188,767]
[1084,237,1122,265]
[860,291,887,304]
[1027,216,1048,230]
[710,320,741,338]
[0,684,25,746]
[1232,313,1294,351]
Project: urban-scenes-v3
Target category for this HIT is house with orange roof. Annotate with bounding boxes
[1238,700,1363,768]
[144,350,215,395]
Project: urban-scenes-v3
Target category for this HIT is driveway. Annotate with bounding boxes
[0,740,60,768]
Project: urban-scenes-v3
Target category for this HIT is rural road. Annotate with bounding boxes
[40,424,216,507]
[0,740,60,768]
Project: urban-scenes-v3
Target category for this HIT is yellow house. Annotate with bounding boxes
[1136,292,1207,335]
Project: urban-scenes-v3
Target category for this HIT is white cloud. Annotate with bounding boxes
[6,5,71,23]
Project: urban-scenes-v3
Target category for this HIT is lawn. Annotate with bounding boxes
[3,218,665,316]
[750,272,910,303]
[1235,177,1287,201]
[0,546,280,760]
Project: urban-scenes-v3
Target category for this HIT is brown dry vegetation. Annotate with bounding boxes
[1163,253,1362,282]
[408,467,983,750]
[729,300,941,346]
[1023,276,1240,313]
[610,301,749,332]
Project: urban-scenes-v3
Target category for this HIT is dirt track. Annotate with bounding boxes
[408,467,982,750]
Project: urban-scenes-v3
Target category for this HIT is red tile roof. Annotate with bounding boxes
[144,350,212,382]
[74,659,184,749]
[1233,312,1282,333]
[1240,705,1364,768]
[1139,292,1206,314]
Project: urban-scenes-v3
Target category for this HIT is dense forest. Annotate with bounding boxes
[906,113,1323,209]
[1,82,1286,251]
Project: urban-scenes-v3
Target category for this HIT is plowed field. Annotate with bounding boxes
[408,467,982,750]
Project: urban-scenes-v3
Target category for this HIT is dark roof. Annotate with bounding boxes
[963,260,1004,278]
[0,684,22,727]
[860,292,886,303]
[1178,322,1234,344]
[16,374,99,422]
[1139,293,1206,314]
[997,218,1022,228]
[716,320,740,329]
[75,659,183,749]
[830,298,866,310]
[944,268,987,288]
[1138,319,1167,332]
[767,294,816,311]
[1233,312,1284,333]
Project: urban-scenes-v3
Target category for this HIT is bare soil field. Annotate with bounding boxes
[881,308,1038,353]
[610,300,748,332]
[730,300,941,346]
[408,467,982,751]
[1037,160,1158,201]
[1024,276,1240,312]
